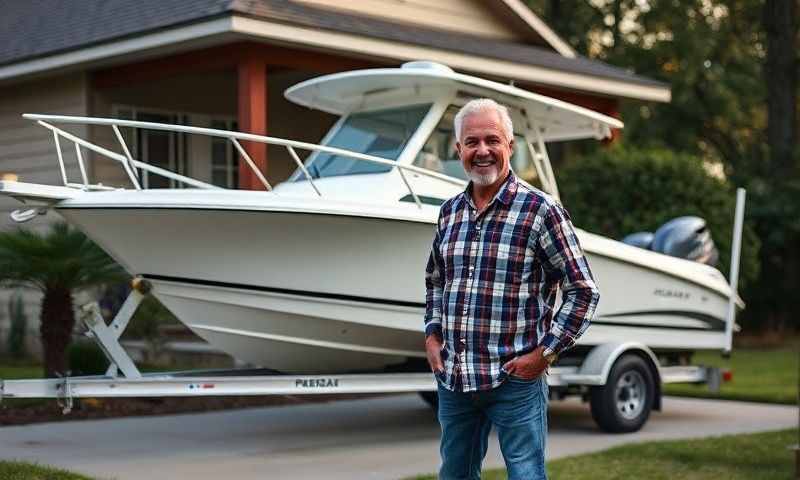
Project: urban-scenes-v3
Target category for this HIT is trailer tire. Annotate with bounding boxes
[419,391,439,410]
[590,354,655,433]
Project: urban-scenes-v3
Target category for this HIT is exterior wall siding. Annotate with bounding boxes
[0,72,89,359]
[294,0,523,40]
[0,73,88,197]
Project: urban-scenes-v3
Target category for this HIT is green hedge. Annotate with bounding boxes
[67,340,109,376]
[556,145,760,291]
[6,292,27,359]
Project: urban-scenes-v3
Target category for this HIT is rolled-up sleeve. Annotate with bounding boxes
[536,203,599,357]
[424,216,445,339]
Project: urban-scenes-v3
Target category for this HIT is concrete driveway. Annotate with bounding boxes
[0,394,796,479]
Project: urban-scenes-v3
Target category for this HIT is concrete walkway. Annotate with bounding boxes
[0,395,796,479]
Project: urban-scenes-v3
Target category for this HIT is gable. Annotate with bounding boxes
[293,0,527,41]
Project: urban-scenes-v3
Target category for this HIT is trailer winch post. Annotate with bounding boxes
[81,277,151,379]
[723,188,746,357]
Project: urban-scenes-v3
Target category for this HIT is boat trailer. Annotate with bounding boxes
[0,277,716,416]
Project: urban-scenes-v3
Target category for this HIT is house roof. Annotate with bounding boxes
[0,0,669,98]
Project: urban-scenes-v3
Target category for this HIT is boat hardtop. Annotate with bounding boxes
[286,61,623,142]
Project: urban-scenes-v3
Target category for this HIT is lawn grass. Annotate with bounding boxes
[663,347,799,404]
[0,364,45,380]
[0,364,48,409]
[407,428,798,480]
[0,362,188,380]
[0,461,95,480]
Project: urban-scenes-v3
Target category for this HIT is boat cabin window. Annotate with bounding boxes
[412,105,541,189]
[300,104,430,179]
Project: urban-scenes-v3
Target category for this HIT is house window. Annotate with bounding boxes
[211,119,239,188]
[115,108,188,188]
[114,107,238,189]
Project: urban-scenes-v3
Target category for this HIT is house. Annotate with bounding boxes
[0,0,670,357]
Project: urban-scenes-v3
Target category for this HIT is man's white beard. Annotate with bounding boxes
[468,167,499,186]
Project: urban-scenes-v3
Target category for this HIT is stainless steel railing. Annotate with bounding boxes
[24,114,466,209]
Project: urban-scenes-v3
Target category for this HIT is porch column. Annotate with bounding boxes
[237,56,268,190]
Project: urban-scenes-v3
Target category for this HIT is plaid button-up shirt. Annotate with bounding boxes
[425,173,599,392]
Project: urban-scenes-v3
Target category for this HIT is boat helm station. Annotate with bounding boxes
[277,60,621,205]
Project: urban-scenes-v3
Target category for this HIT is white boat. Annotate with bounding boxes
[0,61,742,374]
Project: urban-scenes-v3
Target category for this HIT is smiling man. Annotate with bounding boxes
[424,98,600,480]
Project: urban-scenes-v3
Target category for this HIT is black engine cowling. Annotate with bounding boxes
[622,216,719,266]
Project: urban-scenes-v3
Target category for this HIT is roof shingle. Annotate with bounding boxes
[0,0,666,89]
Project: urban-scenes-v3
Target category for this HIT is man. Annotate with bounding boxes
[424,98,599,480]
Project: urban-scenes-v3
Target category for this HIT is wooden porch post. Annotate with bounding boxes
[237,56,268,190]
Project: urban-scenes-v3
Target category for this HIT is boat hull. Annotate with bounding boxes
[58,202,734,372]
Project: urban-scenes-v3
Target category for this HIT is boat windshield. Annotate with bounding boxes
[299,104,431,179]
[412,105,541,189]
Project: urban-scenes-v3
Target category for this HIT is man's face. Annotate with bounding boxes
[456,109,513,188]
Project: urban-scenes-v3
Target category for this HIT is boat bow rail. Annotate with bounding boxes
[15,113,466,210]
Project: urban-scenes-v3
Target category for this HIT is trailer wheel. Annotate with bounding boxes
[419,391,438,410]
[590,354,655,433]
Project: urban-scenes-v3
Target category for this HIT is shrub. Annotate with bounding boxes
[126,295,180,341]
[6,292,27,359]
[67,340,109,376]
[557,145,760,291]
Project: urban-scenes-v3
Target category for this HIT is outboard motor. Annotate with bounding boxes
[651,216,719,266]
[622,232,655,250]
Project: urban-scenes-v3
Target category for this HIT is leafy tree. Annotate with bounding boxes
[0,223,126,377]
[558,145,760,294]
[527,0,798,330]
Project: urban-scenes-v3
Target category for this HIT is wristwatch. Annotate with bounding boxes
[543,351,558,366]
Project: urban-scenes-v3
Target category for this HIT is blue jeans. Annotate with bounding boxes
[437,375,549,480]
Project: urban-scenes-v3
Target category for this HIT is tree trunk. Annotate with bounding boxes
[39,287,75,378]
[611,0,623,55]
[762,0,798,331]
[763,0,797,178]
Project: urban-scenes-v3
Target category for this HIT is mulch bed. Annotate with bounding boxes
[0,393,385,427]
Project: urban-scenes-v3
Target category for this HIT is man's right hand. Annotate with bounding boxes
[425,335,444,373]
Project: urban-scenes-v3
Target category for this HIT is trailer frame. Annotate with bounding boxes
[0,278,715,419]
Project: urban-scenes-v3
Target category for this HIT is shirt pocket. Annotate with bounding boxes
[494,241,528,284]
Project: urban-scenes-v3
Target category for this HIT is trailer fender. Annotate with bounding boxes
[561,342,662,410]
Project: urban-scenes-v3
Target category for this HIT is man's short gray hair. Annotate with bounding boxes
[453,98,514,143]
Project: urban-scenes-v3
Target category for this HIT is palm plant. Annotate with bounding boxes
[0,222,126,377]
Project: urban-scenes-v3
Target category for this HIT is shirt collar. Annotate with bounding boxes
[463,171,518,209]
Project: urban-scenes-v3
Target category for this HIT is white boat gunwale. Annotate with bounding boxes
[48,191,739,303]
